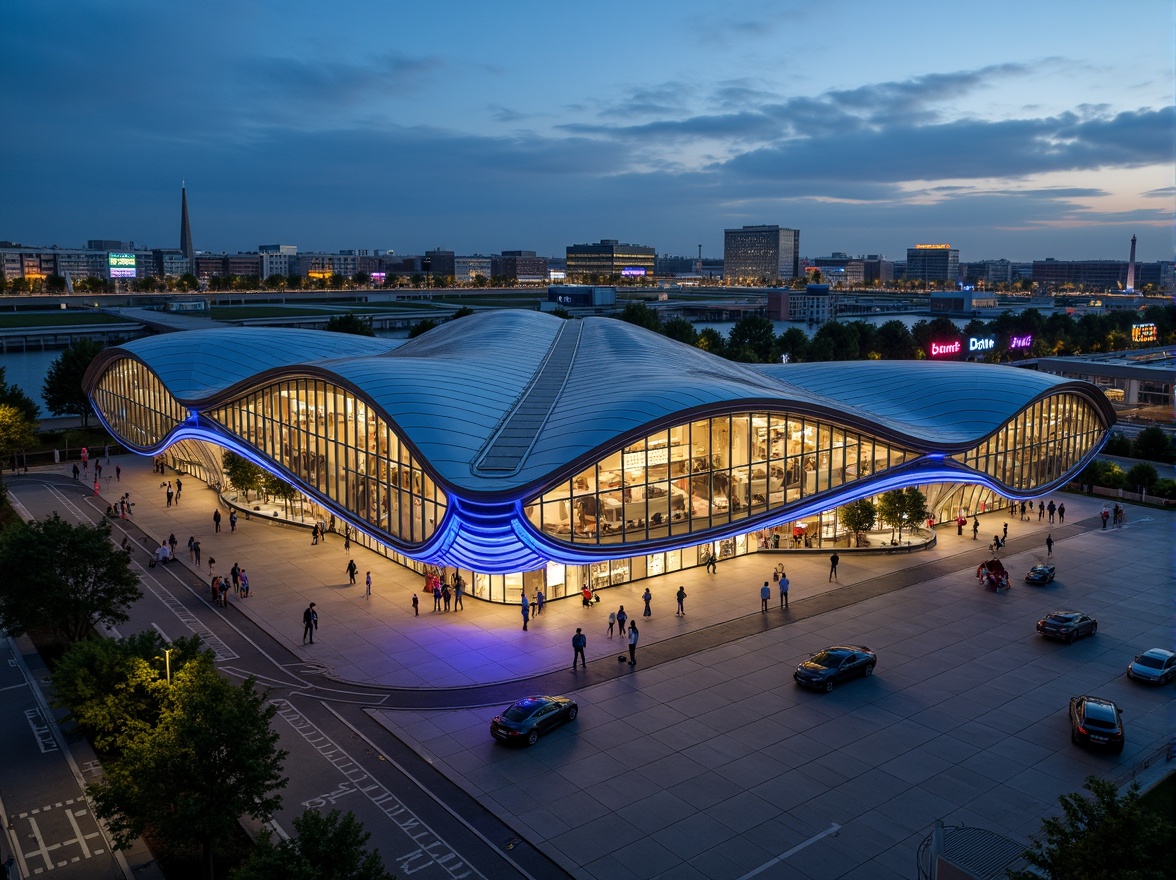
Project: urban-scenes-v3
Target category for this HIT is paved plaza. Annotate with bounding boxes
[38,454,1176,879]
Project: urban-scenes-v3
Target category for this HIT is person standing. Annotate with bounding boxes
[972,516,979,540]
[760,581,771,612]
[779,572,790,609]
[212,509,221,533]
[571,628,587,670]
[239,569,250,597]
[302,603,318,644]
[705,549,717,574]
[616,606,628,635]
[115,464,121,482]
[411,593,419,616]
[93,478,100,496]
[175,478,182,503]
[1057,502,1065,524]
[343,525,351,551]
[193,540,202,568]
[521,593,530,631]
[1045,534,1054,559]
[433,580,443,611]
[642,587,652,618]
[365,571,372,598]
[1047,500,1056,524]
[229,510,238,533]
[188,536,196,562]
[535,587,545,616]
[442,582,451,611]
[627,623,639,666]
[829,552,840,582]
[346,559,358,585]
[231,563,240,594]
[1038,501,1045,521]
[72,463,80,480]
[453,574,465,610]
[311,523,320,545]
[675,586,686,616]
[1002,522,1008,541]
[166,484,174,507]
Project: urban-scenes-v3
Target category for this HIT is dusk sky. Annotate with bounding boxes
[3,0,1173,262]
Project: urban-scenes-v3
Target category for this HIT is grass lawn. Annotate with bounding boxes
[0,312,129,328]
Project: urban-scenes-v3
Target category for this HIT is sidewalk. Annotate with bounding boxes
[65,453,1099,691]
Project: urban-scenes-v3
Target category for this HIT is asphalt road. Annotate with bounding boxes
[5,476,572,880]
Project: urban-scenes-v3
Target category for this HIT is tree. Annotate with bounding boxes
[777,327,809,362]
[663,316,698,345]
[52,632,209,754]
[1007,776,1174,880]
[408,318,438,338]
[449,306,475,320]
[222,451,264,499]
[0,403,37,475]
[728,315,777,362]
[89,658,288,880]
[876,490,907,541]
[696,327,726,356]
[902,486,929,530]
[261,471,298,515]
[617,301,663,333]
[42,339,105,426]
[0,514,142,643]
[839,499,876,547]
[229,809,395,880]
[1102,432,1132,456]
[324,313,376,337]
[1133,426,1174,463]
[874,320,917,360]
[1125,462,1159,492]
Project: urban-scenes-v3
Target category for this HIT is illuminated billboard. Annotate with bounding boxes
[1008,334,1033,350]
[1132,323,1157,343]
[620,267,647,277]
[370,272,387,285]
[108,252,137,278]
[929,340,962,357]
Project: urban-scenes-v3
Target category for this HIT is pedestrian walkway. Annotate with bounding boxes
[56,453,1104,692]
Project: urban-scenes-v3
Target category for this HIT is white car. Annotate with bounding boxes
[1127,648,1176,685]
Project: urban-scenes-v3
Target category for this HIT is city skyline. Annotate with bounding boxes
[2,0,1172,262]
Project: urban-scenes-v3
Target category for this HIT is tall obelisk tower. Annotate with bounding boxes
[180,181,195,264]
[1126,234,1137,291]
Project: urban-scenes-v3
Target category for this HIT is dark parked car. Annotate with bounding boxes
[1127,648,1176,685]
[1036,610,1097,643]
[794,645,877,692]
[1024,563,1056,585]
[490,695,578,746]
[1069,695,1124,753]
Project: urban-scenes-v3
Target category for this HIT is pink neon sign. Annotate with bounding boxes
[930,340,961,357]
[1009,335,1033,349]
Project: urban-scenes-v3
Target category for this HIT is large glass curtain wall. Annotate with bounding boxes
[207,379,446,544]
[526,412,914,546]
[93,359,187,448]
[954,392,1105,491]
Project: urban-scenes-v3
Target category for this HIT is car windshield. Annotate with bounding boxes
[1049,613,1078,623]
[809,651,847,668]
[503,701,543,722]
[1136,655,1163,669]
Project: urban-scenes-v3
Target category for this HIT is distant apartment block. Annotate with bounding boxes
[905,244,960,287]
[724,225,800,283]
[566,240,656,279]
[454,255,492,282]
[492,250,549,282]
[767,284,837,324]
[1032,259,1174,292]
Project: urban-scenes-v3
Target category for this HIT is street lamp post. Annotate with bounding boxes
[164,647,172,685]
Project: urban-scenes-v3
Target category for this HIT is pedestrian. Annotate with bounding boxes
[779,572,789,609]
[239,569,250,597]
[616,606,628,634]
[607,610,617,636]
[972,516,979,540]
[675,585,686,616]
[346,559,358,584]
[311,522,320,545]
[116,464,121,481]
[1100,507,1109,529]
[168,533,177,556]
[175,478,182,503]
[229,510,238,533]
[344,525,351,551]
[1038,501,1045,521]
[521,593,530,631]
[957,516,964,535]
[365,571,372,598]
[93,478,100,496]
[72,463,79,480]
[442,583,451,611]
[572,628,587,670]
[1047,500,1056,524]
[1057,502,1065,524]
[231,562,240,594]
[829,552,839,582]
[1046,534,1054,558]
[453,574,464,610]
[642,587,652,617]
[187,535,195,562]
[1002,522,1008,541]
[433,581,443,611]
[302,602,318,644]
[210,576,221,602]
[411,593,419,616]
[627,622,639,666]
[213,509,221,533]
[760,581,771,612]
[166,484,173,507]
[705,549,717,574]
[193,540,201,567]
[208,556,216,576]
[536,587,545,616]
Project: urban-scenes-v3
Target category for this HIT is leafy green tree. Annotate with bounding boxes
[777,327,809,362]
[662,316,698,345]
[52,632,209,753]
[1103,432,1132,456]
[0,514,141,643]
[874,320,917,359]
[325,313,376,336]
[696,327,726,356]
[42,339,105,426]
[1133,426,1174,463]
[89,659,288,880]
[617,301,663,333]
[876,490,907,541]
[728,315,777,362]
[449,306,475,320]
[1125,462,1159,491]
[222,451,264,499]
[261,472,298,514]
[910,317,962,357]
[0,403,38,474]
[408,318,438,338]
[1007,776,1174,880]
[229,809,395,880]
[839,499,876,547]
[902,486,929,530]
[548,306,572,320]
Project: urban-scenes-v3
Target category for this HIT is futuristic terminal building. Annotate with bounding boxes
[85,311,1114,603]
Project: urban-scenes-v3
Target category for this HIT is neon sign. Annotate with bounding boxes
[930,340,961,357]
[968,336,995,352]
[915,243,952,249]
[1132,323,1157,343]
[108,252,137,278]
[620,267,647,277]
[1009,335,1033,350]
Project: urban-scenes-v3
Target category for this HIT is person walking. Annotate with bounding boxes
[1047,500,1056,524]
[972,516,980,540]
[1038,501,1045,521]
[93,478,100,496]
[627,623,639,666]
[231,563,240,594]
[779,571,789,609]
[311,523,320,545]
[343,525,351,551]
[829,552,840,582]
[607,610,617,637]
[115,464,121,482]
[365,571,372,598]
[642,587,652,618]
[1057,502,1065,524]
[1002,522,1008,541]
[213,509,222,533]
[521,593,530,631]
[229,510,238,533]
[453,574,465,610]
[675,586,686,616]
[571,628,587,670]
[193,540,202,568]
[208,556,216,576]
[616,606,628,635]
[239,569,250,597]
[535,587,545,616]
[705,549,717,574]
[302,603,318,644]
[168,533,178,557]
[72,463,79,480]
[433,581,443,611]
[187,536,196,562]
[1045,534,1054,559]
[760,581,771,612]
[411,593,419,616]
[174,478,182,503]
[442,583,451,611]
[346,559,358,585]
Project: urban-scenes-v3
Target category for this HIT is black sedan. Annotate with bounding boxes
[794,645,877,693]
[490,695,578,746]
[1036,610,1097,643]
[1127,648,1176,685]
[1024,563,1056,585]
[1069,695,1125,754]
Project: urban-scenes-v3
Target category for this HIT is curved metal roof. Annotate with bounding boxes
[87,311,1114,495]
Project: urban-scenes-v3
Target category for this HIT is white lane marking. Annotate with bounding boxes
[272,699,482,880]
[737,823,842,880]
[64,807,93,859]
[26,816,53,872]
[25,709,59,753]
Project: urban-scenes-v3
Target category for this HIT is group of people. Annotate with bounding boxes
[427,571,466,612]
[1101,504,1127,529]
[210,563,251,607]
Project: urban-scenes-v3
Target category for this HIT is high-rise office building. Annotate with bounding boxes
[565,240,656,279]
[905,244,960,287]
[723,226,800,283]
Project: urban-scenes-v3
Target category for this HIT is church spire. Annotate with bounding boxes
[180,182,194,260]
